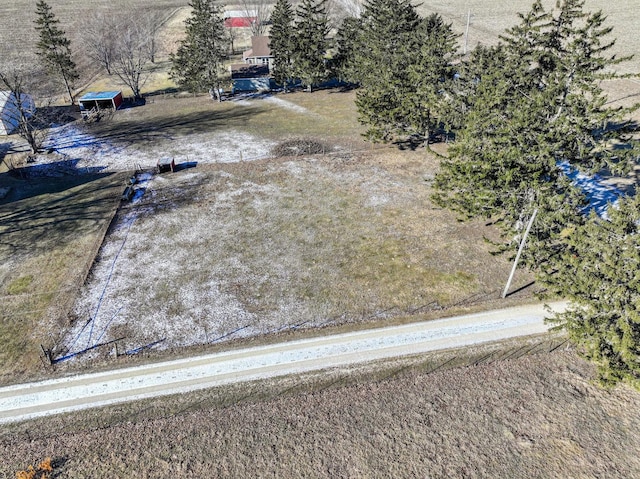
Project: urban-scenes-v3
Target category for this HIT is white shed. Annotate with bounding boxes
[0,91,35,135]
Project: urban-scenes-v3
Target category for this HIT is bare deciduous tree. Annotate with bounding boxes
[241,0,273,36]
[140,10,167,63]
[80,9,163,98]
[111,20,152,100]
[227,22,239,54]
[328,0,362,27]
[80,12,117,75]
[0,69,46,154]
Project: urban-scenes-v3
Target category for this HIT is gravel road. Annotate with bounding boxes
[0,302,566,424]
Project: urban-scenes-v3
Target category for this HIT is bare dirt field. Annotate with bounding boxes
[0,0,188,70]
[2,344,640,478]
[417,0,640,75]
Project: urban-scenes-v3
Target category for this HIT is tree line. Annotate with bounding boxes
[432,0,639,388]
[330,0,638,387]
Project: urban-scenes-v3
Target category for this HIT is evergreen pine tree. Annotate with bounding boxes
[34,0,79,104]
[269,0,296,90]
[433,0,638,273]
[332,16,362,84]
[353,0,456,144]
[353,0,420,142]
[291,0,330,91]
[548,195,640,387]
[170,0,228,100]
[404,14,458,145]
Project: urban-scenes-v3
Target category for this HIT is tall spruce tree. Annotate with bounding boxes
[269,0,296,90]
[404,14,458,145]
[34,0,79,104]
[332,16,362,84]
[291,0,330,91]
[353,0,456,144]
[548,195,640,387]
[170,0,228,101]
[353,0,420,142]
[433,0,638,274]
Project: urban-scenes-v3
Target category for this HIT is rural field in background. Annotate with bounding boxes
[0,0,639,90]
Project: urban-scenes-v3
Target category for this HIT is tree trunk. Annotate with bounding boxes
[22,121,39,154]
[60,67,74,105]
[63,77,74,105]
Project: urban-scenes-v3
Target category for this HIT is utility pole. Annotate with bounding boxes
[502,208,538,299]
[464,9,471,55]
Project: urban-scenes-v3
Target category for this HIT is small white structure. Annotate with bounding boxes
[0,91,35,135]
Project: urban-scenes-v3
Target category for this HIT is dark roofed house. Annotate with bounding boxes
[242,36,273,70]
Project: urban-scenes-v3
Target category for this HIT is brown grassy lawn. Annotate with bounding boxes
[57,145,532,363]
[91,88,368,146]
[0,86,532,379]
[0,171,126,384]
[2,344,640,478]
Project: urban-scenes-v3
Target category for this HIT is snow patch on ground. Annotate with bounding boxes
[30,118,282,360]
[32,124,277,173]
[59,169,291,359]
[557,161,625,217]
[263,96,317,116]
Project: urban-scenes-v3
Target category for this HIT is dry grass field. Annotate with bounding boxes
[0,0,187,68]
[0,88,534,379]
[0,172,127,383]
[58,147,524,361]
[417,0,640,74]
[2,343,640,478]
[0,0,638,94]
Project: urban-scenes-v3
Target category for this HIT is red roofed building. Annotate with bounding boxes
[224,10,257,28]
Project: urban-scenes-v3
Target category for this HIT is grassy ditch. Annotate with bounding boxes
[0,171,127,383]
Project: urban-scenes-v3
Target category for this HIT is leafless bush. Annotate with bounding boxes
[272,137,330,157]
[241,0,272,36]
